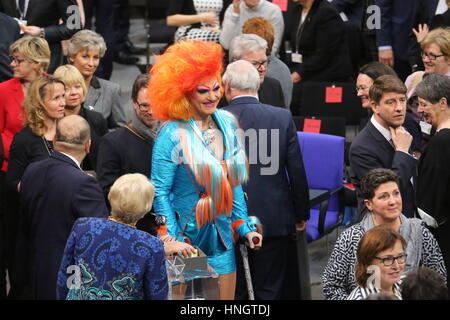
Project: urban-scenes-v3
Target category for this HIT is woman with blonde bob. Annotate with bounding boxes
[0,36,51,173]
[54,65,108,171]
[347,226,406,300]
[149,40,262,300]
[57,173,169,300]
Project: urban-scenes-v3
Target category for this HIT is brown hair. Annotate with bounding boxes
[360,168,400,200]
[355,225,407,287]
[242,17,275,56]
[369,74,407,105]
[23,75,66,136]
[131,74,149,103]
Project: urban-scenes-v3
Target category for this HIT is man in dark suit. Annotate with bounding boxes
[0,12,20,82]
[223,60,310,300]
[349,75,418,219]
[228,33,286,108]
[0,0,81,72]
[14,115,109,299]
[375,0,419,81]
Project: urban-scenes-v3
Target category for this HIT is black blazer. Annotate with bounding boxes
[258,76,286,109]
[349,120,418,218]
[0,0,80,71]
[0,12,20,82]
[223,96,310,237]
[79,106,108,171]
[286,0,353,82]
[16,152,108,299]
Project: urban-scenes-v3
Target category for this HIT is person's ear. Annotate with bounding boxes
[85,139,91,154]
[439,97,447,111]
[370,100,377,113]
[364,199,373,212]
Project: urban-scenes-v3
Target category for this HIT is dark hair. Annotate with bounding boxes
[355,225,407,287]
[131,74,149,103]
[365,292,399,300]
[415,73,450,105]
[401,267,448,300]
[359,62,398,81]
[369,75,407,105]
[360,169,400,200]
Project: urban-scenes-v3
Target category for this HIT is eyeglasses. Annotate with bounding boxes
[250,60,268,69]
[10,56,27,65]
[374,253,407,266]
[137,102,150,111]
[356,85,369,93]
[421,52,445,61]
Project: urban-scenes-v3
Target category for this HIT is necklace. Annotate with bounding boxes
[202,121,215,146]
[42,137,53,156]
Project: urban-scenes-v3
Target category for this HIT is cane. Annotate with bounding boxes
[239,236,260,300]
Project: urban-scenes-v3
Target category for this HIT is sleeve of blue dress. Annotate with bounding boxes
[151,123,184,241]
[231,185,257,238]
[144,239,169,300]
[56,222,78,300]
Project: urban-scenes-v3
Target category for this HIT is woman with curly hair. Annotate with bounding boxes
[149,40,262,300]
[7,75,66,192]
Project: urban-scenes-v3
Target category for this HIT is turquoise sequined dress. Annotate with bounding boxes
[151,110,256,274]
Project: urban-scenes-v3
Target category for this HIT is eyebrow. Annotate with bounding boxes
[197,82,220,90]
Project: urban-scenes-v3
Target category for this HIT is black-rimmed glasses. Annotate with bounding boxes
[374,253,407,266]
[421,52,445,61]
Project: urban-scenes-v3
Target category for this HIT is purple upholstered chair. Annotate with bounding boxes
[297,132,345,242]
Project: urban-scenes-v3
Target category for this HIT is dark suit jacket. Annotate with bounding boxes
[79,105,108,171]
[330,0,365,27]
[349,120,418,218]
[223,96,310,237]
[286,0,353,82]
[0,12,20,82]
[375,0,418,62]
[431,8,450,29]
[0,0,80,71]
[16,152,109,299]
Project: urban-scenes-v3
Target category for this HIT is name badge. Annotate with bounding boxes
[419,121,432,135]
[292,52,303,64]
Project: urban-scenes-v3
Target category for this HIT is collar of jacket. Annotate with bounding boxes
[90,76,101,89]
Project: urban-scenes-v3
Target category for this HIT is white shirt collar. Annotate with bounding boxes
[59,151,81,169]
[370,115,392,142]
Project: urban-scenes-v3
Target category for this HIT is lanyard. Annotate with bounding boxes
[294,12,308,53]
[16,0,30,20]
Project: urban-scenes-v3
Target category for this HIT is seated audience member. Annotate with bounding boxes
[401,267,449,300]
[67,30,126,128]
[16,115,109,300]
[53,65,108,172]
[220,0,284,55]
[406,28,450,123]
[285,0,353,113]
[57,173,169,300]
[166,0,231,43]
[347,226,406,300]
[349,75,418,219]
[415,74,450,294]
[322,168,446,300]
[227,34,285,108]
[356,62,422,157]
[242,17,293,107]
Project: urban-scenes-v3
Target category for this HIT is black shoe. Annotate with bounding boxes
[125,38,144,54]
[114,50,139,65]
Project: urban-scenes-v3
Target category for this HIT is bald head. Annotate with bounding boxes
[55,115,91,155]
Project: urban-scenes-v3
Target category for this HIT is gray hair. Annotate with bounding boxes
[229,34,268,62]
[223,60,260,92]
[416,74,450,105]
[67,29,107,58]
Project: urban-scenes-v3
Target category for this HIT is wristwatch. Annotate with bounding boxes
[39,27,45,38]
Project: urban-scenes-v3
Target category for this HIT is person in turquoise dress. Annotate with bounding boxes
[149,40,262,300]
[56,173,169,300]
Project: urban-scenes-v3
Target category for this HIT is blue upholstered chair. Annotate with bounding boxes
[297,132,345,242]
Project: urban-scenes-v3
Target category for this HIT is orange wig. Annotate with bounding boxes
[148,40,224,121]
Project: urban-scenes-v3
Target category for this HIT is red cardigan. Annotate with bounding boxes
[0,77,25,171]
